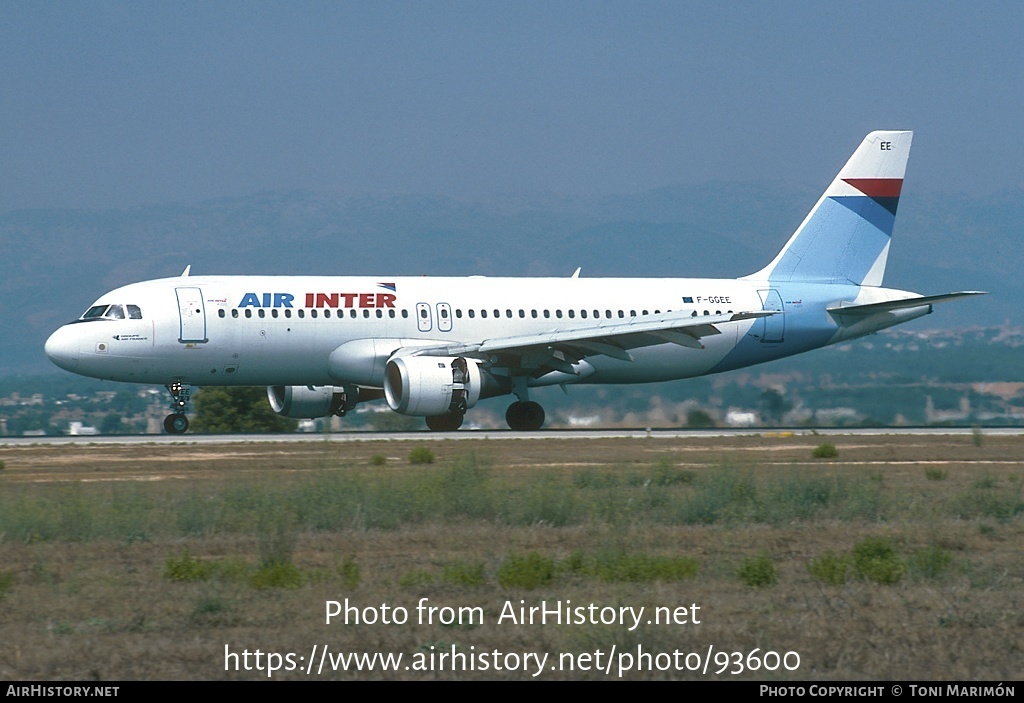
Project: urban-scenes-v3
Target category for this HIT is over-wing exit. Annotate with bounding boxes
[45,131,985,433]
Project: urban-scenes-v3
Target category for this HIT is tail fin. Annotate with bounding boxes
[747,130,913,286]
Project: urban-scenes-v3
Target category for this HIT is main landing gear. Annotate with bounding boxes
[163,381,192,434]
[425,411,465,432]
[505,400,545,431]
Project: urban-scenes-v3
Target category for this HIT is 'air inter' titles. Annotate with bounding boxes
[237,292,397,309]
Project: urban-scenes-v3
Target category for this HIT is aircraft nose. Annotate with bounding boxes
[44,325,80,372]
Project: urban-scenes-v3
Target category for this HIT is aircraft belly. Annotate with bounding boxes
[585,338,734,384]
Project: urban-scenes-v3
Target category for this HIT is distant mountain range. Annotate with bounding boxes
[3,183,1016,372]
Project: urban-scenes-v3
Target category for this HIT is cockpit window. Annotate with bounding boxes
[78,304,141,321]
[83,305,108,319]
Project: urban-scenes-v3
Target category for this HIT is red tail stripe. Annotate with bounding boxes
[842,178,903,198]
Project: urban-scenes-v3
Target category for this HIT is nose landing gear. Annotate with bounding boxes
[163,381,192,434]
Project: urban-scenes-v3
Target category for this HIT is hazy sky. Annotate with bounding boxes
[3,1,1022,211]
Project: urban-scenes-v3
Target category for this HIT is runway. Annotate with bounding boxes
[4,426,1024,446]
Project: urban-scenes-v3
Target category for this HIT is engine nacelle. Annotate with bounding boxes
[267,385,349,418]
[384,356,483,416]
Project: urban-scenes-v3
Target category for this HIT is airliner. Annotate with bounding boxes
[44,131,984,433]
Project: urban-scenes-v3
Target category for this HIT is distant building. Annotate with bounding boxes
[725,410,757,427]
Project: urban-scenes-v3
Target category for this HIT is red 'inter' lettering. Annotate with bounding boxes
[303,293,398,308]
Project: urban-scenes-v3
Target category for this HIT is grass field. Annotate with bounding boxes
[0,433,1021,680]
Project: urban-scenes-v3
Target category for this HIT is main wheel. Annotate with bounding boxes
[425,412,464,432]
[164,414,189,434]
[505,401,545,431]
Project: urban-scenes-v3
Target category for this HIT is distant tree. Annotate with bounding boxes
[100,411,124,435]
[686,408,716,428]
[191,387,298,433]
[759,388,791,426]
[369,411,422,432]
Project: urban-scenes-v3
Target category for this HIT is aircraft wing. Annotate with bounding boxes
[409,309,775,371]
[827,291,988,316]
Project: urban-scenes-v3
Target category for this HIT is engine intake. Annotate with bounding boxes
[384,356,482,416]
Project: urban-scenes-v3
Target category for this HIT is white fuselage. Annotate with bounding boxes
[44,273,923,389]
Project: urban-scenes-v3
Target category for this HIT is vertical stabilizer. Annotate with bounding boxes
[747,131,913,286]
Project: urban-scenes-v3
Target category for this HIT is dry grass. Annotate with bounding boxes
[0,434,1021,680]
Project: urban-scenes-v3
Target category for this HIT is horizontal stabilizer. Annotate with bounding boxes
[827,291,988,316]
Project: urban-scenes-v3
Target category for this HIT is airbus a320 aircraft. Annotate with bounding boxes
[45,131,984,433]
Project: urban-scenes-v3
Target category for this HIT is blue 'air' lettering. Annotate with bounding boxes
[238,293,295,308]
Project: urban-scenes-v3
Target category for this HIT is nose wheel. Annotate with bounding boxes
[164,381,193,434]
[163,413,190,434]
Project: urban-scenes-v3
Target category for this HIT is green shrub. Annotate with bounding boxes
[812,443,838,459]
[163,550,212,582]
[651,458,695,486]
[0,570,14,599]
[213,557,252,582]
[737,553,777,588]
[442,560,486,587]
[925,468,947,481]
[409,447,435,465]
[497,552,555,590]
[193,597,228,616]
[369,454,387,467]
[560,550,587,575]
[0,459,6,471]
[974,475,997,489]
[909,545,953,580]
[573,471,620,489]
[852,537,905,584]
[256,506,298,568]
[588,551,700,583]
[338,556,361,589]
[399,570,436,588]
[249,561,304,590]
[807,551,850,586]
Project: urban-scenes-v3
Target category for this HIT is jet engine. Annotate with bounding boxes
[267,385,350,418]
[384,356,483,416]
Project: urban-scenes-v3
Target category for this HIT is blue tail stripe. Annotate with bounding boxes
[769,197,891,283]
[831,195,898,235]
